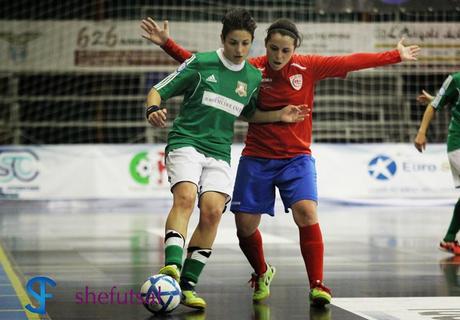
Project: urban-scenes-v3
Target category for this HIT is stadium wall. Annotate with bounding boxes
[0,144,455,206]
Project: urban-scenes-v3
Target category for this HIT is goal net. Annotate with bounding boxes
[0,0,458,145]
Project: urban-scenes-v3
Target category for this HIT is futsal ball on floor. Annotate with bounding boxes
[140,274,181,313]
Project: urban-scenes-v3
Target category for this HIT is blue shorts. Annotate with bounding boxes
[230,155,317,216]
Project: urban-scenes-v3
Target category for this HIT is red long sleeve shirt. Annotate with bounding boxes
[161,38,401,158]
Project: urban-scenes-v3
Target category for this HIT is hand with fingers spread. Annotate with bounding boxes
[147,107,168,128]
[416,89,434,105]
[141,17,169,46]
[280,104,310,123]
[397,37,421,61]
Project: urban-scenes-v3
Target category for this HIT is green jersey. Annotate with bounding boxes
[154,49,261,163]
[432,72,460,152]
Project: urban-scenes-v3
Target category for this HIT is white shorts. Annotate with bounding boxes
[448,149,460,188]
[165,146,233,201]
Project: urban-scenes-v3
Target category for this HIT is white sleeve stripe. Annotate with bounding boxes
[432,75,453,109]
[154,71,180,91]
[248,86,258,100]
[153,55,196,91]
[188,73,201,99]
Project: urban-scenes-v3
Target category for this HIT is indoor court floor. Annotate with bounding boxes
[0,199,459,320]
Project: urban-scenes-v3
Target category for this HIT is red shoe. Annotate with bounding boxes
[439,240,460,255]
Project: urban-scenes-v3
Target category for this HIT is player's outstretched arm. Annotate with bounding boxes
[246,104,309,123]
[397,37,421,61]
[141,17,169,46]
[414,90,435,153]
[313,37,421,78]
[140,17,192,63]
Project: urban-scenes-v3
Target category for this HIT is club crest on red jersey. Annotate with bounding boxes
[289,74,303,91]
[235,81,247,97]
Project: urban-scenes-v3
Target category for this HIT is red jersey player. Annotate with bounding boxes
[141,17,420,307]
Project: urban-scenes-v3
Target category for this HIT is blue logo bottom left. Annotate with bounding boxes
[25,276,56,315]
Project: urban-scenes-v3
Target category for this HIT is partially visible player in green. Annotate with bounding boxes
[414,72,460,255]
[144,8,308,310]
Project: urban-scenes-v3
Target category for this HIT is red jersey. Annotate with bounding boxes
[161,39,401,158]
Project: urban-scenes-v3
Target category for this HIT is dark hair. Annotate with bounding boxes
[221,8,257,41]
[265,18,302,48]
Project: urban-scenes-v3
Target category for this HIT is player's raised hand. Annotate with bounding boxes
[416,89,434,105]
[280,104,310,123]
[147,108,168,128]
[141,17,169,46]
[397,37,421,61]
[414,131,427,153]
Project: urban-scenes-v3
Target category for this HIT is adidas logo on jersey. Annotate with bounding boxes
[205,74,218,83]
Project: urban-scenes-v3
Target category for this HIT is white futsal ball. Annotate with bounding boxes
[140,274,181,313]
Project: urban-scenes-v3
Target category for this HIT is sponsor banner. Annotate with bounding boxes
[373,23,460,64]
[0,145,170,199]
[0,148,41,199]
[315,144,456,205]
[0,144,455,204]
[0,21,459,72]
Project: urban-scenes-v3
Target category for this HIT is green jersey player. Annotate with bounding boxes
[143,9,307,310]
[415,72,460,255]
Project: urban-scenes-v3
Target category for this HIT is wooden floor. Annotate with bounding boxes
[0,199,459,320]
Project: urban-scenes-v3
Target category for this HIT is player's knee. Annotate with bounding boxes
[298,208,315,219]
[292,206,317,227]
[236,225,256,238]
[172,192,196,212]
[199,206,223,228]
[292,201,316,216]
[235,214,259,237]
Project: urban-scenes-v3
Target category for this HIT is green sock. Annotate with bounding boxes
[443,198,460,242]
[164,230,185,269]
[180,247,212,289]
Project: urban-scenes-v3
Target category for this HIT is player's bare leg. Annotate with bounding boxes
[166,181,197,238]
[180,191,226,309]
[160,182,197,281]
